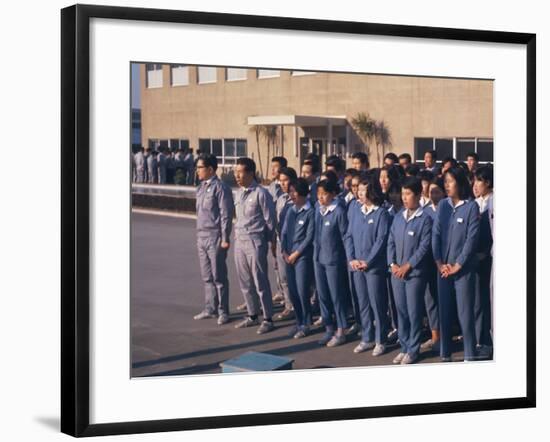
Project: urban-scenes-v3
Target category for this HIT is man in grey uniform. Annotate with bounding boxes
[234,157,277,334]
[134,147,146,183]
[146,148,158,183]
[268,156,287,306]
[193,154,234,325]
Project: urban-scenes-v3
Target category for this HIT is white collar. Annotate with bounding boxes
[448,197,466,209]
[295,201,311,213]
[361,204,379,216]
[320,202,338,216]
[402,207,423,222]
[420,196,430,207]
[345,192,355,203]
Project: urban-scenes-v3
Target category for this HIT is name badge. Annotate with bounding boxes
[408,231,415,236]
[325,221,330,226]
[248,198,253,202]
[207,188,211,192]
[457,218,464,223]
[298,220,305,225]
[368,219,374,224]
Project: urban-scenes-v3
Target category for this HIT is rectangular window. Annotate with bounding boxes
[169,139,180,150]
[435,138,453,160]
[146,63,163,88]
[199,139,212,155]
[180,139,190,151]
[414,138,434,163]
[198,66,217,84]
[148,139,159,150]
[171,65,189,86]
[159,140,169,148]
[477,139,494,162]
[291,71,316,76]
[198,138,247,166]
[226,68,247,81]
[456,138,476,161]
[414,137,493,164]
[257,69,280,79]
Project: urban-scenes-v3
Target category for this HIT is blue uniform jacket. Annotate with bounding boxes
[432,198,480,270]
[314,203,349,266]
[343,205,390,274]
[387,208,433,277]
[281,203,315,257]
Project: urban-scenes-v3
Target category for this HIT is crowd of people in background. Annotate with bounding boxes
[191,147,494,364]
[132,146,196,185]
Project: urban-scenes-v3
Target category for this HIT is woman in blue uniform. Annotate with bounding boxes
[344,176,391,356]
[313,179,349,347]
[432,167,480,362]
[281,178,315,338]
[473,166,494,357]
[387,177,433,364]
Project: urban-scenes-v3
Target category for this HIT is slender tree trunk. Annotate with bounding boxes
[255,130,263,178]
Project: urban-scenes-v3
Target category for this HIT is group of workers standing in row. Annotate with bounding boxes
[192,148,494,364]
[132,146,196,185]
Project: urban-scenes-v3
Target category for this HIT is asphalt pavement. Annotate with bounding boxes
[131,211,464,378]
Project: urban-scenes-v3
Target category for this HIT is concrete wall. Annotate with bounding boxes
[140,64,493,176]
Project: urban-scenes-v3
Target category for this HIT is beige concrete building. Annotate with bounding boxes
[139,63,493,178]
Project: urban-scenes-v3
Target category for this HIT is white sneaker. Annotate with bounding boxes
[392,352,406,364]
[217,314,229,325]
[372,343,386,357]
[353,341,375,353]
[193,311,216,320]
[401,353,418,364]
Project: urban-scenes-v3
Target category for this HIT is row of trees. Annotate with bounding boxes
[248,112,392,178]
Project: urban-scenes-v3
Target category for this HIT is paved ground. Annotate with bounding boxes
[131,211,465,378]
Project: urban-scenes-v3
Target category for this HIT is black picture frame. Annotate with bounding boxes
[61,3,536,437]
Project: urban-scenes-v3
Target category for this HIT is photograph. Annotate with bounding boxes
[130,63,495,377]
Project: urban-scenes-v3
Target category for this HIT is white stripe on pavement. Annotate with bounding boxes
[131,208,197,220]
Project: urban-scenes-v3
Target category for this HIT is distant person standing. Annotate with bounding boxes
[146,148,158,184]
[422,150,439,174]
[134,147,146,183]
[193,154,234,325]
[269,156,287,201]
[166,148,176,184]
[174,148,185,185]
[351,151,369,172]
[157,147,167,184]
[233,157,277,334]
[184,148,195,185]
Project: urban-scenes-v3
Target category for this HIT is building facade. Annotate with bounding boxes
[139,63,493,177]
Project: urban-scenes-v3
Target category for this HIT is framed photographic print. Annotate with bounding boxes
[61,3,536,437]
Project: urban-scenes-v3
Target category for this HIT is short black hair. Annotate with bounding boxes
[320,169,339,184]
[303,159,319,175]
[236,157,256,174]
[467,152,479,161]
[442,156,457,166]
[317,178,339,194]
[290,177,310,197]
[278,166,298,182]
[405,164,420,176]
[344,168,360,178]
[444,167,473,200]
[401,176,423,196]
[271,156,288,168]
[398,153,412,163]
[362,175,386,207]
[417,169,434,183]
[325,155,345,172]
[474,165,494,189]
[384,152,399,163]
[197,153,218,171]
[351,151,369,166]
[425,150,437,160]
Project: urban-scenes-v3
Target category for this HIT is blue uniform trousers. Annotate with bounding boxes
[314,261,348,329]
[474,256,493,347]
[438,271,477,360]
[351,271,375,343]
[387,273,399,331]
[197,235,229,316]
[424,266,440,330]
[285,254,313,327]
[391,275,426,357]
[353,271,388,344]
